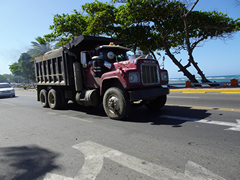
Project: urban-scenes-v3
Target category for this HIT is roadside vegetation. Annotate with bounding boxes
[8,0,240,84]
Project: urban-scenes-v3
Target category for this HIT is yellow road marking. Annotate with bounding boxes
[221,92,240,94]
[182,92,206,94]
[166,104,240,112]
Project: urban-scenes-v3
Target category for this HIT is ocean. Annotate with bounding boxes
[168,74,240,87]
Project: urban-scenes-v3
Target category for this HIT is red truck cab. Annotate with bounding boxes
[80,43,169,119]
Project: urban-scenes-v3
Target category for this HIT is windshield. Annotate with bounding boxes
[0,84,11,88]
[99,48,129,63]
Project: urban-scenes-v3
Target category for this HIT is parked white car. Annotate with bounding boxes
[0,83,15,98]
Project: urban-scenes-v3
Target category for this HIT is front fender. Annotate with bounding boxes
[100,70,127,95]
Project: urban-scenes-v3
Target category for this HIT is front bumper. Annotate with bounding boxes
[128,87,169,101]
[0,91,15,98]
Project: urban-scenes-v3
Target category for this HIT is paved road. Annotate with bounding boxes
[0,89,239,180]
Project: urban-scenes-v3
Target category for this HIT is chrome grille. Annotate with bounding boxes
[141,64,160,85]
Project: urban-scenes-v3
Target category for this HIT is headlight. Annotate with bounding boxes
[161,72,168,81]
[129,72,140,83]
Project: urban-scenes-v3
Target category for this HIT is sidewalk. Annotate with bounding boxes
[170,86,240,93]
[17,88,36,92]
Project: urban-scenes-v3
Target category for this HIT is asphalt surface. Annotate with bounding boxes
[0,89,239,180]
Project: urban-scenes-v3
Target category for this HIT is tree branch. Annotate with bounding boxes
[191,36,206,50]
[149,48,156,59]
[184,0,199,17]
[183,60,191,69]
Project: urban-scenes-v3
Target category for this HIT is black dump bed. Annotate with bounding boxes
[65,35,126,51]
[34,35,126,86]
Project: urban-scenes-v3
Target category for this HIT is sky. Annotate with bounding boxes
[0,0,239,78]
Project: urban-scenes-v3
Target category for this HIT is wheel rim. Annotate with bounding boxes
[107,95,120,114]
[40,93,45,103]
[49,93,55,105]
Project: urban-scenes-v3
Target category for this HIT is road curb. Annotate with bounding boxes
[170,88,240,93]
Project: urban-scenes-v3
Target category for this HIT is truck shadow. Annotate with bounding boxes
[0,145,60,180]
[63,102,107,117]
[64,103,211,128]
[126,105,211,127]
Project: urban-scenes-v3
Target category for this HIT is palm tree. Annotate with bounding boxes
[29,36,51,57]
[27,37,52,82]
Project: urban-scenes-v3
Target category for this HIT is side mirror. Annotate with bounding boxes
[107,51,115,60]
[81,52,87,68]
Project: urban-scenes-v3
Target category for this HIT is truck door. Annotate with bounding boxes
[81,51,101,89]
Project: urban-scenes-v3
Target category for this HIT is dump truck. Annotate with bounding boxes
[34,35,169,120]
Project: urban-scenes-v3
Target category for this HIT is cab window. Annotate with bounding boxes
[98,48,128,63]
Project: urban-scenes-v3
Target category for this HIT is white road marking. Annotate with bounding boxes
[160,115,240,132]
[47,112,92,123]
[44,141,225,180]
[59,115,93,123]
[0,102,16,106]
[47,112,57,115]
[227,119,240,131]
[16,94,36,97]
[185,161,225,180]
[166,104,240,112]
[168,96,199,99]
[44,173,73,180]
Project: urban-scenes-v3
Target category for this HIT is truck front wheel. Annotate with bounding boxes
[40,89,49,108]
[48,89,62,109]
[144,95,167,110]
[103,87,130,120]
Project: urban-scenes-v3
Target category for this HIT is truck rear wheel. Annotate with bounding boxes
[48,89,62,109]
[144,95,167,110]
[103,87,130,120]
[40,89,49,108]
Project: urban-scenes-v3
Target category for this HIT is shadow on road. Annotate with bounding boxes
[62,102,107,117]
[61,102,211,128]
[0,96,18,99]
[126,105,211,127]
[0,145,60,180]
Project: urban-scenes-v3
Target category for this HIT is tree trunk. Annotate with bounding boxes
[189,57,211,83]
[149,49,157,60]
[182,0,210,83]
[182,17,210,83]
[164,46,199,83]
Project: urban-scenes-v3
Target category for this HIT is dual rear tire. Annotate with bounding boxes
[48,89,62,109]
[39,89,64,109]
[40,89,48,108]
